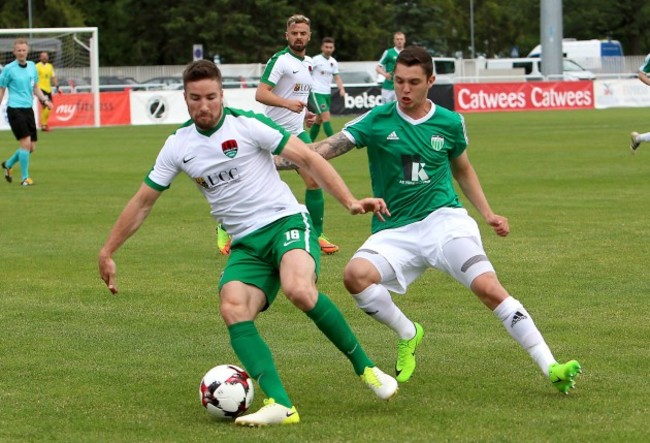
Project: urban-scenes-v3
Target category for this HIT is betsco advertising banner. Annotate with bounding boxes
[454,81,594,113]
[329,84,455,115]
[48,91,131,127]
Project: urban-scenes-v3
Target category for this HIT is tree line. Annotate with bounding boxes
[1,0,648,66]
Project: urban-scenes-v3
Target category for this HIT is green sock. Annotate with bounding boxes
[310,123,321,141]
[6,149,20,169]
[305,188,324,237]
[18,149,30,180]
[323,121,333,137]
[228,321,292,408]
[306,293,374,375]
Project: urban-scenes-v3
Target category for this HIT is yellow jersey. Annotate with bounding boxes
[36,62,56,93]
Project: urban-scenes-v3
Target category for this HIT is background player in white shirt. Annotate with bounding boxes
[98,60,397,427]
[630,53,650,153]
[309,37,345,141]
[255,14,340,255]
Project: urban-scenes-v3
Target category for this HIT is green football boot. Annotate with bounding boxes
[395,322,424,383]
[549,360,582,394]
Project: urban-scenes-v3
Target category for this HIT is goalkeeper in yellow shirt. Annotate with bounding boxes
[35,51,57,131]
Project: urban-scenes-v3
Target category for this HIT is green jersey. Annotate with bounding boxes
[377,47,401,91]
[343,101,467,233]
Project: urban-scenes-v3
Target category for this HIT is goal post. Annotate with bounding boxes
[0,27,100,127]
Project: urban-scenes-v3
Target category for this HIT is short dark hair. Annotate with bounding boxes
[182,60,222,87]
[322,37,335,44]
[396,46,434,78]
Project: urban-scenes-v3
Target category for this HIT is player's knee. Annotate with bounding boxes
[470,272,509,309]
[343,259,378,294]
[283,284,317,311]
[219,283,262,324]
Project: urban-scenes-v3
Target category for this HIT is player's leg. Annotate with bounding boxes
[320,94,334,137]
[344,250,424,383]
[441,236,581,393]
[219,242,299,426]
[295,132,339,254]
[308,92,324,141]
[630,131,650,153]
[309,115,322,141]
[321,111,334,137]
[277,215,397,399]
[5,109,30,184]
[2,108,29,183]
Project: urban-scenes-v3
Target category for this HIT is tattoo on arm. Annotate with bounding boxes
[274,132,357,171]
[274,155,297,170]
[313,133,356,160]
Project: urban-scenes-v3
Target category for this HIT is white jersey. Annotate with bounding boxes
[311,53,339,94]
[146,108,306,239]
[259,47,313,135]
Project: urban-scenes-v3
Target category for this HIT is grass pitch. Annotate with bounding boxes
[1,108,649,442]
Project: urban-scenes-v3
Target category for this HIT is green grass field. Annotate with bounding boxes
[1,108,649,442]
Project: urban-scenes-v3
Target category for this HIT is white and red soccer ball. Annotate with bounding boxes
[199,364,254,419]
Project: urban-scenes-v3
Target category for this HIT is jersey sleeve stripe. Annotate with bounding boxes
[144,170,169,191]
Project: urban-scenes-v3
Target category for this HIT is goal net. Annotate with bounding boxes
[0,27,100,127]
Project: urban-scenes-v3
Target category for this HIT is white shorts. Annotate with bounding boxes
[352,207,495,293]
[381,88,396,103]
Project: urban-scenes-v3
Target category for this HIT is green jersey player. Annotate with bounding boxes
[630,53,650,153]
[282,45,581,394]
[98,60,397,427]
[376,32,405,104]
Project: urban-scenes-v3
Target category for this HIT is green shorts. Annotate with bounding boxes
[309,92,331,115]
[218,213,321,310]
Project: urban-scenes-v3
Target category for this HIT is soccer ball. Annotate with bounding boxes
[199,364,254,419]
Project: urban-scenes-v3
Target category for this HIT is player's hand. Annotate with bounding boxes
[349,198,391,221]
[487,214,509,237]
[98,252,119,294]
[286,100,306,113]
[304,111,316,128]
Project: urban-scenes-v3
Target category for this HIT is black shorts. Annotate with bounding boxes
[7,107,37,142]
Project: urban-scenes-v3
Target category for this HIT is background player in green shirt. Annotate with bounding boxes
[280,45,581,394]
[376,32,405,104]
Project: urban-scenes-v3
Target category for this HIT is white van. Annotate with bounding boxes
[527,38,623,71]
[484,57,595,81]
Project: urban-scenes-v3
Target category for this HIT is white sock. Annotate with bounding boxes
[493,296,556,375]
[353,284,416,340]
[638,132,650,143]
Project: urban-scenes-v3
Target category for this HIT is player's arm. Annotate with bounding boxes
[98,183,163,294]
[255,82,305,113]
[638,70,650,87]
[274,132,356,170]
[279,136,389,219]
[450,152,509,237]
[334,74,345,96]
[376,64,390,80]
[0,87,5,104]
